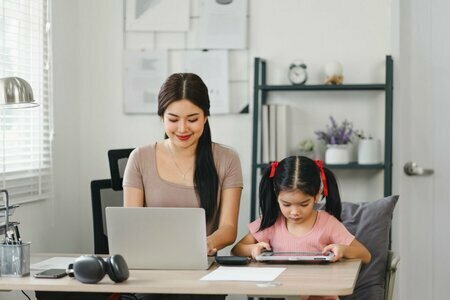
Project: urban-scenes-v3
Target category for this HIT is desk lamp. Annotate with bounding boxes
[0,77,39,241]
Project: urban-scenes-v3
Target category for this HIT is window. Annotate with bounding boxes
[0,0,53,203]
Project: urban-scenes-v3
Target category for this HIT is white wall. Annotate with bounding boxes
[0,1,389,299]
[36,0,389,254]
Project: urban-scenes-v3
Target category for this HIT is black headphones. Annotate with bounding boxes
[67,254,129,284]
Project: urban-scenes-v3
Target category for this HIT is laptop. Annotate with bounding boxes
[255,251,335,263]
[105,207,214,270]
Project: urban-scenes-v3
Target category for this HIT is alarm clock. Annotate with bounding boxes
[288,60,308,85]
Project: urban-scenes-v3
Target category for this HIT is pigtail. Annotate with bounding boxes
[322,167,342,221]
[258,164,280,231]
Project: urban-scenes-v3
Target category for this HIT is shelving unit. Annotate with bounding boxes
[250,56,393,220]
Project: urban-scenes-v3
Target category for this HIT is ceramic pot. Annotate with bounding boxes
[358,139,381,164]
[325,144,351,164]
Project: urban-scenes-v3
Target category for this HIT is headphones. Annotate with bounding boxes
[67,254,129,284]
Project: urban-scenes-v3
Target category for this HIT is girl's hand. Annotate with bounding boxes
[322,244,346,262]
[251,242,271,258]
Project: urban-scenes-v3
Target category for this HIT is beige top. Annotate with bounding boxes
[123,142,243,234]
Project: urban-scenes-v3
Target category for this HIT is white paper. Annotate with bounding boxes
[31,257,76,270]
[126,0,189,32]
[200,266,286,281]
[182,50,229,114]
[123,49,168,114]
[199,0,247,49]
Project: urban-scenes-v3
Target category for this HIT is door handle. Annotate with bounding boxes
[404,161,434,176]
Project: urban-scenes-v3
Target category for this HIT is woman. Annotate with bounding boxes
[123,72,243,258]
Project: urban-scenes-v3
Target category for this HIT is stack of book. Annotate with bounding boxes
[261,104,289,162]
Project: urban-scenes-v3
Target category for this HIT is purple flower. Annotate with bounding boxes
[315,116,354,145]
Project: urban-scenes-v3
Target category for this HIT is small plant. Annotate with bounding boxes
[315,116,354,145]
[298,139,315,152]
[354,130,372,140]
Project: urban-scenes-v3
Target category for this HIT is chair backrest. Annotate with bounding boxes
[108,148,134,191]
[384,250,400,300]
[91,179,123,254]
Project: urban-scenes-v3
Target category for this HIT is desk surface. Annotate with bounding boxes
[0,254,361,297]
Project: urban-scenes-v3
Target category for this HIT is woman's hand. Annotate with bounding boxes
[207,236,218,256]
[251,242,271,259]
[322,244,346,262]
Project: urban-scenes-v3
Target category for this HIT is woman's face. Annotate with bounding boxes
[277,189,320,225]
[163,99,207,149]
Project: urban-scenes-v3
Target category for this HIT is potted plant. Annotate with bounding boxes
[355,131,381,164]
[297,138,315,159]
[315,116,354,164]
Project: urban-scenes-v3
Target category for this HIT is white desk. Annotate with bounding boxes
[0,254,361,297]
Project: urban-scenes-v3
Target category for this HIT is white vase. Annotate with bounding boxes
[325,144,351,164]
[358,139,381,164]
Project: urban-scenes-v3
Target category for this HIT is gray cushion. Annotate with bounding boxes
[340,195,399,300]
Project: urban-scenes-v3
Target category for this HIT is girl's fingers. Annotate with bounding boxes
[322,245,333,253]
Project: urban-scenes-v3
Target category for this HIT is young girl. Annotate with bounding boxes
[232,156,370,299]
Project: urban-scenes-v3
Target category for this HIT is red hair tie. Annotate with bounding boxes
[314,160,328,197]
[269,161,279,178]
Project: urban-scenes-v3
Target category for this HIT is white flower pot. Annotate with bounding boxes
[358,139,381,164]
[325,144,351,164]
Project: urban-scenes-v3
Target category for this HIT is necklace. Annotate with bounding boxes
[167,143,194,180]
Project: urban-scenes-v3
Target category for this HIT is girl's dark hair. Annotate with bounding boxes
[157,73,218,223]
[259,156,342,231]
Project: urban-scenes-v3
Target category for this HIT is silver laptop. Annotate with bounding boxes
[105,207,214,270]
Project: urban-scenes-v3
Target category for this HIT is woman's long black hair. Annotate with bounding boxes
[259,156,342,231]
[157,73,218,223]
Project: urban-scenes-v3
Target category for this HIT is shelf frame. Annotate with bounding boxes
[250,56,394,221]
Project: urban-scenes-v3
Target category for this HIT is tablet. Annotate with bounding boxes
[255,251,335,263]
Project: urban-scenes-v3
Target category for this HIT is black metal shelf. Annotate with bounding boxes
[258,84,386,91]
[250,55,394,221]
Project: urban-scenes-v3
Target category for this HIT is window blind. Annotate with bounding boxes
[0,0,53,203]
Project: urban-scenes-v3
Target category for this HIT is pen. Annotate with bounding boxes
[13,225,21,244]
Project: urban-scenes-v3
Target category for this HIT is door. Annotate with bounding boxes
[394,0,450,299]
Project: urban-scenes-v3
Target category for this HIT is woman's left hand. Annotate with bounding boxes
[207,237,218,256]
[322,244,346,262]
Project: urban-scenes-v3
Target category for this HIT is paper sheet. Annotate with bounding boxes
[31,257,76,270]
[182,50,229,114]
[200,266,286,281]
[199,0,247,49]
[123,49,168,114]
[126,0,189,31]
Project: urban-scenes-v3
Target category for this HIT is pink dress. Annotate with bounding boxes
[249,211,354,300]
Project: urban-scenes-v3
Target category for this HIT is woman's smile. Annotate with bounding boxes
[176,134,192,141]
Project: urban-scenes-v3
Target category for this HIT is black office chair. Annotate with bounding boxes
[91,179,123,254]
[108,148,134,191]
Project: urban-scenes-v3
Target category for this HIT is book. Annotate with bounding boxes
[261,104,270,163]
[269,104,277,162]
[276,104,288,160]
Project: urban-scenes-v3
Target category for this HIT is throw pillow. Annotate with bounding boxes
[340,195,399,300]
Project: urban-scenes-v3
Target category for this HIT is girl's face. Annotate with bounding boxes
[163,99,207,149]
[277,189,320,225]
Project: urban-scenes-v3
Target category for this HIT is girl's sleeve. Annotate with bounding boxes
[248,218,273,243]
[122,148,144,190]
[326,216,355,246]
